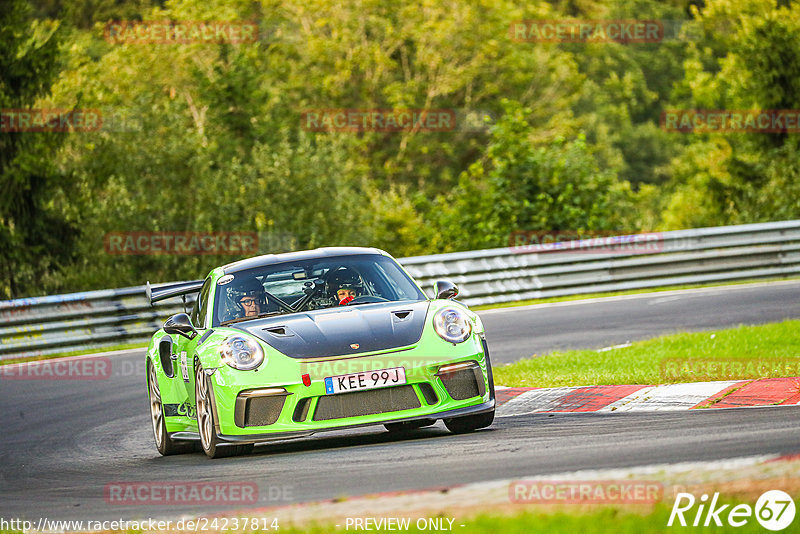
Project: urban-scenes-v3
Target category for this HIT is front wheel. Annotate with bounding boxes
[147,359,195,455]
[195,363,253,459]
[443,409,494,434]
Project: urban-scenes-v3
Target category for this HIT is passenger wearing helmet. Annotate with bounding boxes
[328,267,364,306]
[224,278,267,321]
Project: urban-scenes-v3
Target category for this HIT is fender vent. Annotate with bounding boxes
[264,326,293,337]
[391,310,412,321]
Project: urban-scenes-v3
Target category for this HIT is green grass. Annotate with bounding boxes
[267,506,778,533]
[0,341,147,366]
[471,276,800,311]
[493,320,800,387]
[451,505,776,534]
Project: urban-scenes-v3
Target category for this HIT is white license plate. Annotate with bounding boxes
[324,367,406,395]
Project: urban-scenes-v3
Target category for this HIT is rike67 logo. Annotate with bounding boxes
[669,490,796,531]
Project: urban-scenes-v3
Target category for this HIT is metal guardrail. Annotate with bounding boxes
[2,220,800,359]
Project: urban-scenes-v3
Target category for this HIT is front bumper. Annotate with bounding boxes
[216,399,495,444]
[200,336,494,440]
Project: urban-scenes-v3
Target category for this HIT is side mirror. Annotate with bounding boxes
[433,280,459,300]
[164,313,198,339]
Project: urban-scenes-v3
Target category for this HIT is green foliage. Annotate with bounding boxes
[661,0,800,228]
[437,100,636,251]
[6,0,800,297]
[0,0,76,299]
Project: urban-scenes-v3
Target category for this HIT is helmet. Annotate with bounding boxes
[224,277,267,320]
[328,267,364,304]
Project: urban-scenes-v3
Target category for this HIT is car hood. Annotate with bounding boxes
[233,300,430,359]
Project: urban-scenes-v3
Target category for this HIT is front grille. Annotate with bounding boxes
[234,394,287,427]
[439,365,485,400]
[313,385,421,421]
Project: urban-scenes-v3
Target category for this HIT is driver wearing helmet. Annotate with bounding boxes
[328,267,364,306]
[224,278,267,320]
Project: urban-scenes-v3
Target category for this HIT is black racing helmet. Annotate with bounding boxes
[328,267,365,301]
[224,277,267,319]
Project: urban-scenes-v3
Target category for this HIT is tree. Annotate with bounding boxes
[0,0,76,298]
[437,100,637,251]
[660,0,800,228]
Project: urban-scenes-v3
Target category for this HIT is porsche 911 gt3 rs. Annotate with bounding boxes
[145,247,494,458]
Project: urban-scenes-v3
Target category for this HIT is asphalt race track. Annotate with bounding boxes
[2,281,800,521]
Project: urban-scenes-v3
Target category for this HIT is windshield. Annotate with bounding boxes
[213,254,426,326]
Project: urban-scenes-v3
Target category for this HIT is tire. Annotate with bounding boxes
[384,419,436,433]
[443,409,495,434]
[195,363,254,459]
[147,359,196,456]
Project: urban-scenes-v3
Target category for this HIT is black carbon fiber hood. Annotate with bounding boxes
[233,300,430,359]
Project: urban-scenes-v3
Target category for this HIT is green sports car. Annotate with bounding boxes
[145,247,495,458]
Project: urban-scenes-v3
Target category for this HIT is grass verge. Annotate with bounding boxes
[493,320,800,388]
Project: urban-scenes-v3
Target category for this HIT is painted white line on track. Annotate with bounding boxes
[597,342,632,352]
[0,347,144,369]
[477,279,800,315]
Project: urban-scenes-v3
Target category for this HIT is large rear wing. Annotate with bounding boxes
[146,280,204,306]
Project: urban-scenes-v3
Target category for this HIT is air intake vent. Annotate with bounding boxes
[437,363,484,400]
[158,338,174,378]
[418,383,438,405]
[292,398,312,422]
[234,390,289,427]
[264,326,292,337]
[391,310,412,321]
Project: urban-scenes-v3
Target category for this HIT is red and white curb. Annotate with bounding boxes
[495,377,800,416]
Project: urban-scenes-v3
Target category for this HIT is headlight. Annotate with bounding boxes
[433,307,472,344]
[220,336,264,371]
